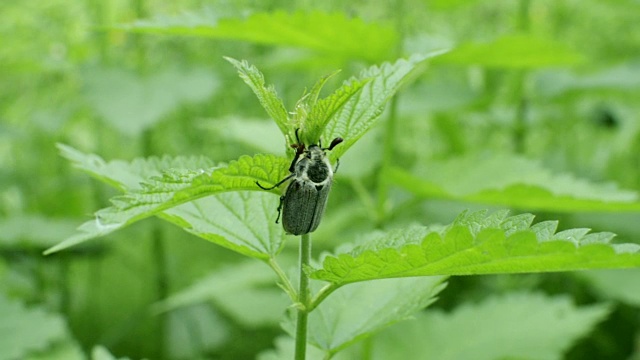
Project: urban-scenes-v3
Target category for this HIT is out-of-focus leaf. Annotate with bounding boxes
[369,292,609,360]
[311,210,640,285]
[283,277,446,354]
[83,67,218,136]
[0,295,70,360]
[387,153,640,212]
[91,346,131,360]
[0,215,77,249]
[535,63,640,97]
[580,269,640,306]
[123,11,397,62]
[154,261,287,327]
[436,34,584,68]
[257,336,326,360]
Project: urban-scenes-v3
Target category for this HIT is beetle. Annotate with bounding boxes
[256,129,343,235]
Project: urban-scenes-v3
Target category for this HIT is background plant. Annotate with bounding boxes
[1,1,640,359]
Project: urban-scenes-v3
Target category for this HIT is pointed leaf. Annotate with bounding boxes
[311,211,640,285]
[387,153,640,212]
[46,152,289,255]
[324,51,448,159]
[304,76,369,144]
[225,57,290,136]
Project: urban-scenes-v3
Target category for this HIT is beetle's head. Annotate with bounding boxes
[307,145,325,161]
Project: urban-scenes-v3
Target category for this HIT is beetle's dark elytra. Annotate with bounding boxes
[256,129,343,235]
[281,180,331,235]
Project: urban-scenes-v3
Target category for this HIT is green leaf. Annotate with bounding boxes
[368,292,610,360]
[153,261,287,327]
[0,294,70,360]
[311,210,640,285]
[123,10,398,62]
[283,277,446,354]
[387,153,640,212]
[436,34,585,68]
[47,148,289,256]
[224,57,290,138]
[304,76,368,145]
[324,51,448,159]
[163,192,286,259]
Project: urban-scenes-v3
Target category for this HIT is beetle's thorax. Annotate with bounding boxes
[295,145,333,185]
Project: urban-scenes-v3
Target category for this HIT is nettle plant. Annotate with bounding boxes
[48,54,640,360]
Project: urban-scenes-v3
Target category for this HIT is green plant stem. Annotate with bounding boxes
[309,283,340,312]
[295,233,312,360]
[268,257,297,302]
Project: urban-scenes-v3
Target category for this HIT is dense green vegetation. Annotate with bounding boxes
[1,1,640,359]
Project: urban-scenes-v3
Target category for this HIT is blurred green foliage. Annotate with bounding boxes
[1,0,639,359]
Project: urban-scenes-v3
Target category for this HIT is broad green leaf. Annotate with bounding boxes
[47,148,289,255]
[436,34,585,68]
[0,294,69,360]
[124,11,397,62]
[311,210,640,285]
[83,67,219,136]
[387,153,640,212]
[368,292,609,360]
[324,51,448,160]
[163,192,286,259]
[283,277,446,354]
[154,261,287,327]
[224,57,290,138]
[580,269,640,306]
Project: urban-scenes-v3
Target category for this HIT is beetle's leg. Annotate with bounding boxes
[275,195,285,224]
[334,158,340,174]
[256,174,294,191]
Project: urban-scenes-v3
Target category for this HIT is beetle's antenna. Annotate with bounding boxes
[256,174,294,191]
[325,137,344,151]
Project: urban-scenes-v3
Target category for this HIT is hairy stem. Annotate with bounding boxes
[295,233,312,360]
